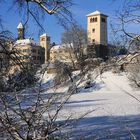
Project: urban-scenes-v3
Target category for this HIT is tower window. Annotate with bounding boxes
[102,18,106,22]
[90,18,93,23]
[47,38,50,41]
[95,17,97,22]
[90,17,97,23]
[41,38,45,41]
[92,28,95,33]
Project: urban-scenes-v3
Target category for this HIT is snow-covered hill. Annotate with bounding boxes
[42,70,140,139]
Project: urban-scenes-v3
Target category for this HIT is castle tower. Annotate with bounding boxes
[87,10,108,46]
[17,22,25,40]
[40,33,50,63]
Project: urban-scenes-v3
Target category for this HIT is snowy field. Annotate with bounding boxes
[42,71,140,139]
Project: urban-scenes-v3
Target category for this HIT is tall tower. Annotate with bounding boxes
[40,33,50,63]
[17,22,25,40]
[87,10,108,46]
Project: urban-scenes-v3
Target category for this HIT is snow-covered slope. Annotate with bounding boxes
[49,71,140,139]
[35,69,140,139]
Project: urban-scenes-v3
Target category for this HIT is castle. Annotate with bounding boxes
[14,22,50,67]
[13,10,108,68]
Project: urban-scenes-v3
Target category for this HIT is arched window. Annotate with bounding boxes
[90,18,93,23]
[95,17,97,22]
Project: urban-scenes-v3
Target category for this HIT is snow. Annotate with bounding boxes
[58,71,139,118]
[40,33,48,37]
[41,70,140,139]
[14,38,39,46]
[50,44,61,51]
[50,43,73,51]
[17,22,24,29]
[9,69,139,139]
[118,53,140,65]
[87,10,108,17]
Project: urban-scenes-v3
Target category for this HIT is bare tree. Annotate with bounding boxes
[111,0,140,49]
[0,1,95,139]
[6,0,74,30]
[61,23,87,70]
[109,0,140,87]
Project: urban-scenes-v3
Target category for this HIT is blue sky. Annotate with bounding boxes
[0,0,125,43]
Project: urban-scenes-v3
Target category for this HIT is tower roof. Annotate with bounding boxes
[40,33,50,38]
[86,10,108,17]
[17,22,24,29]
[40,33,47,37]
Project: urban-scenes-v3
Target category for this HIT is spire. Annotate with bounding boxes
[17,22,24,29]
[17,22,25,40]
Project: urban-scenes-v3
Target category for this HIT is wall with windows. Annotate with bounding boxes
[87,15,100,45]
[50,44,76,62]
[14,41,45,66]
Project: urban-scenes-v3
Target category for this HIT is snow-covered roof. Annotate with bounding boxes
[17,22,24,29]
[87,10,108,17]
[40,33,47,37]
[50,43,73,51]
[14,38,39,46]
[50,44,61,51]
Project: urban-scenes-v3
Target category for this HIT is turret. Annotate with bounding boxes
[40,33,50,63]
[17,22,25,40]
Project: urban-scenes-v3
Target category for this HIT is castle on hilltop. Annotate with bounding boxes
[13,10,108,70]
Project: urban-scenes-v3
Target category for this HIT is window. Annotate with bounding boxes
[32,56,36,60]
[24,56,29,59]
[95,17,97,22]
[92,28,95,33]
[92,39,95,43]
[41,38,45,41]
[102,18,106,22]
[90,17,97,23]
[37,56,40,60]
[90,18,92,22]
[32,49,36,53]
[23,49,28,52]
[47,37,50,41]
